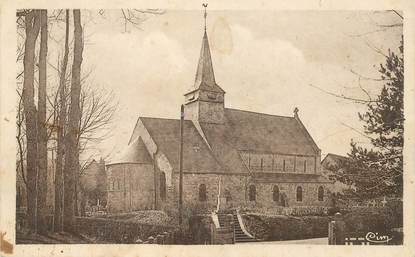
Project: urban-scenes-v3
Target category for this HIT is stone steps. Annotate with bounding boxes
[216,211,257,243]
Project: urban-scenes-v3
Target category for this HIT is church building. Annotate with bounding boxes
[106,14,332,214]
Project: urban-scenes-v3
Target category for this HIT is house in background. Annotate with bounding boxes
[321,153,351,182]
[79,158,107,211]
[105,22,333,214]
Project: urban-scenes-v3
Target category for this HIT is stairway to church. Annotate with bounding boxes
[216,211,257,243]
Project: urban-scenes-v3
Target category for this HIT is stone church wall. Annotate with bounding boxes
[245,182,330,209]
[106,162,330,214]
[165,173,248,213]
[239,152,318,174]
[107,163,155,213]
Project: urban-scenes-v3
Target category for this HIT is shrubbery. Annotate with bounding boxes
[241,201,402,241]
[105,210,174,226]
[242,214,330,241]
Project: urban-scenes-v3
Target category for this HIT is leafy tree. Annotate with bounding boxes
[348,38,403,198]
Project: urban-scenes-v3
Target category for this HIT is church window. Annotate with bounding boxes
[199,184,207,201]
[260,158,264,170]
[160,172,166,201]
[296,186,303,202]
[249,185,256,201]
[318,186,324,201]
[112,180,115,190]
[304,160,307,173]
[273,185,279,202]
[283,160,286,172]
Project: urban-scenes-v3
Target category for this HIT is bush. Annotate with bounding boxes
[241,213,330,241]
[342,205,402,233]
[106,210,174,226]
[327,207,341,216]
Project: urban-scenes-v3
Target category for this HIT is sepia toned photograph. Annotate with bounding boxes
[6,5,406,251]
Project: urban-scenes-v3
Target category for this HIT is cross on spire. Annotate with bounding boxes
[203,3,208,31]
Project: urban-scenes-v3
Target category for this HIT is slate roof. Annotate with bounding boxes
[188,31,225,94]
[214,108,318,155]
[140,117,222,173]
[107,137,152,165]
[322,153,349,164]
[132,108,322,176]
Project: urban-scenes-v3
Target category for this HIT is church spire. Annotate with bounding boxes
[193,4,223,92]
[183,4,225,124]
[194,30,216,88]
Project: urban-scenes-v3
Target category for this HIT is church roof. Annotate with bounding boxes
[189,31,225,94]
[136,108,321,174]
[107,137,152,165]
[208,108,318,155]
[140,117,223,172]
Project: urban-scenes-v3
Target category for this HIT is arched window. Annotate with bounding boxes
[160,172,166,201]
[304,160,307,172]
[296,186,303,202]
[249,185,256,201]
[318,186,324,201]
[112,180,115,190]
[199,184,207,201]
[283,160,286,172]
[273,185,279,202]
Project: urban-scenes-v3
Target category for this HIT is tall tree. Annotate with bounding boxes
[348,38,404,198]
[36,9,49,235]
[22,10,41,233]
[54,9,70,232]
[63,9,83,231]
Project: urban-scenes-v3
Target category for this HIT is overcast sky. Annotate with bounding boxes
[66,10,402,161]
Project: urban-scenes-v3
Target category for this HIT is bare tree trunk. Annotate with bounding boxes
[54,9,70,233]
[63,9,83,232]
[16,93,27,188]
[37,9,48,235]
[74,179,79,216]
[22,10,41,233]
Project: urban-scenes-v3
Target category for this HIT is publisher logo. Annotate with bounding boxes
[365,232,393,244]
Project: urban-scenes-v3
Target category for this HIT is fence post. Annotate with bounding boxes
[227,214,235,244]
[156,234,164,244]
[328,212,346,245]
[328,221,335,245]
[163,232,170,244]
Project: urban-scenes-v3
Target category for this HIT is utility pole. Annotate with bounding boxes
[178,104,184,227]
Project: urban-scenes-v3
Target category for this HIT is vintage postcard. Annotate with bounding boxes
[0,1,414,257]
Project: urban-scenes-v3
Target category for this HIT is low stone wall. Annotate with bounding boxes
[242,204,403,242]
[242,214,330,241]
[211,226,234,244]
[75,217,176,243]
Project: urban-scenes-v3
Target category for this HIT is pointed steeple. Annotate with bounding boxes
[194,31,216,88]
[183,4,225,124]
[192,5,224,93]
